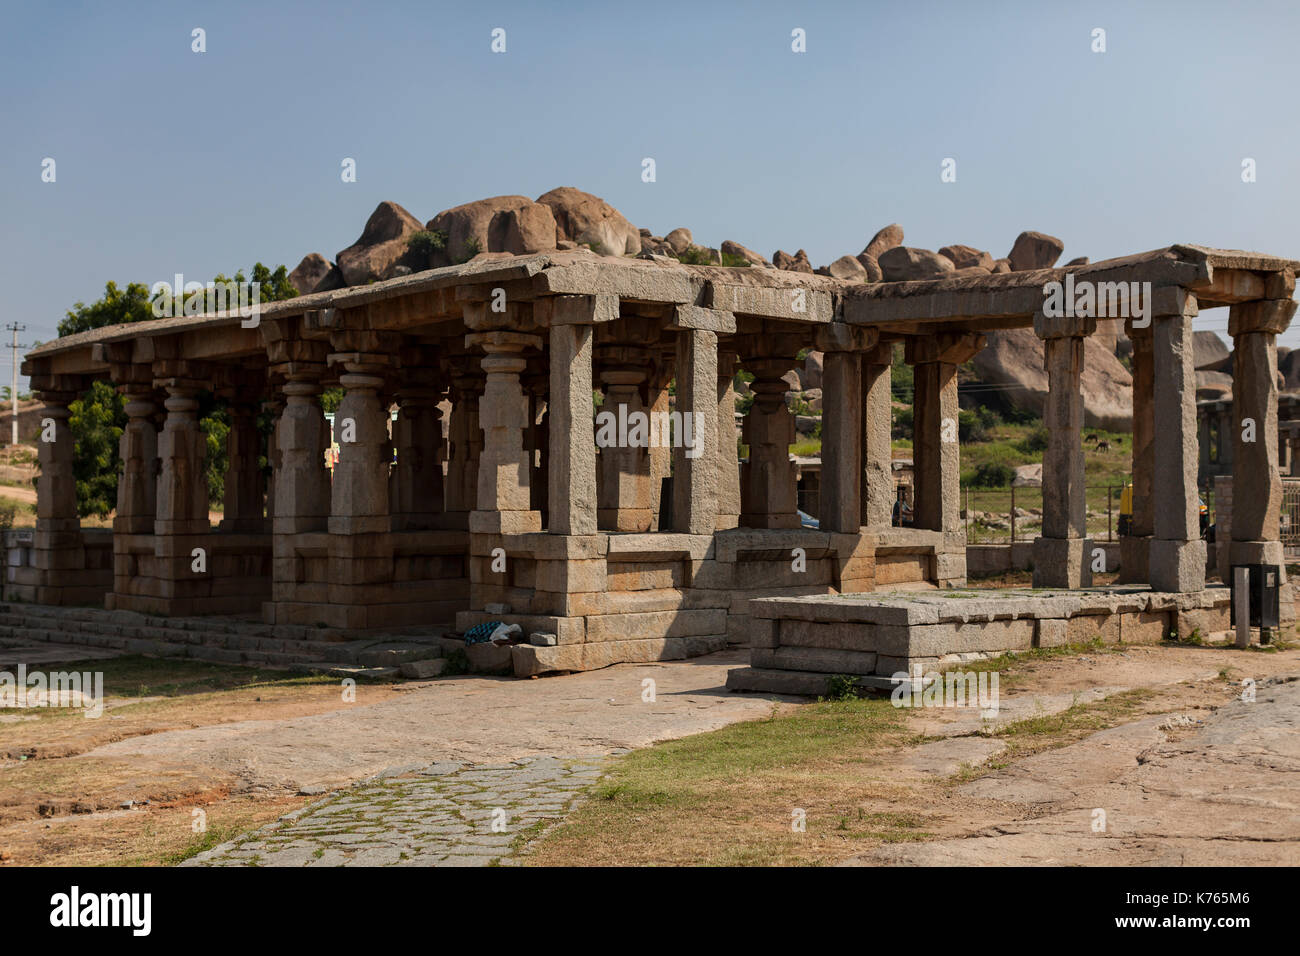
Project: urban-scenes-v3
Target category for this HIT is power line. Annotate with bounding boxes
[5,323,27,447]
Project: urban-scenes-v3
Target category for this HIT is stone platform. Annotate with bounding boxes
[726,585,1264,696]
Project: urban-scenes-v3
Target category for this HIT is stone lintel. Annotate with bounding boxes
[327,329,402,354]
[1228,298,1297,337]
[904,331,985,366]
[670,304,736,333]
[543,293,620,326]
[813,324,878,353]
[1032,312,1096,340]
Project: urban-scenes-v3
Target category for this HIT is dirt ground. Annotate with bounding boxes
[2,631,1297,866]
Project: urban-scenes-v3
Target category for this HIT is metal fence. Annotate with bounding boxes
[1283,479,1300,558]
[961,485,1125,544]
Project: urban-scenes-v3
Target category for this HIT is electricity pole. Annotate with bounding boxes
[5,323,27,447]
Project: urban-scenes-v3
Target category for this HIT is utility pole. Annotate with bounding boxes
[5,323,27,448]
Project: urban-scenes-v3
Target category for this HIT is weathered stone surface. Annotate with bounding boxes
[664,228,693,255]
[862,223,903,260]
[399,658,447,679]
[878,246,956,281]
[827,254,869,280]
[772,249,814,273]
[336,201,425,285]
[536,187,640,257]
[1193,330,1230,369]
[972,327,1133,430]
[1064,256,1090,267]
[1007,230,1065,271]
[938,244,994,271]
[802,350,824,389]
[991,258,1012,274]
[426,195,557,265]
[855,252,883,282]
[289,253,334,295]
[720,240,770,267]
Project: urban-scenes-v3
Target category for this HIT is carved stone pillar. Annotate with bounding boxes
[1228,297,1297,574]
[153,377,209,537]
[115,386,159,536]
[1032,313,1095,588]
[548,323,597,535]
[467,330,542,534]
[715,349,742,531]
[861,343,894,530]
[596,351,653,532]
[444,366,483,528]
[1120,323,1154,582]
[273,375,330,535]
[1149,293,1205,592]
[672,328,718,534]
[740,357,799,529]
[389,354,446,533]
[220,401,266,533]
[906,333,983,534]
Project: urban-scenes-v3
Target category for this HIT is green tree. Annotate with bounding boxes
[67,381,123,517]
[58,266,295,516]
[58,281,154,337]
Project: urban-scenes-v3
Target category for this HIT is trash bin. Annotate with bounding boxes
[1229,564,1280,629]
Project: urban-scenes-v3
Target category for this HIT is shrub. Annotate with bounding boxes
[969,462,1015,488]
[1019,425,1049,453]
[407,230,447,266]
[822,674,860,702]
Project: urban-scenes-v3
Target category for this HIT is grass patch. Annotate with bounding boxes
[525,698,914,866]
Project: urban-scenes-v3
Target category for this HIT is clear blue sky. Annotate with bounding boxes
[4,0,1298,389]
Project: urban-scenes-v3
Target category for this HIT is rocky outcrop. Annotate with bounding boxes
[721,240,771,267]
[336,201,425,285]
[1192,330,1230,370]
[972,327,1133,430]
[426,195,557,265]
[1280,349,1300,389]
[863,223,904,260]
[938,244,994,271]
[665,228,693,255]
[773,249,814,273]
[856,253,883,282]
[289,253,335,295]
[878,246,956,281]
[803,351,824,389]
[536,187,640,256]
[827,255,869,280]
[1007,231,1065,271]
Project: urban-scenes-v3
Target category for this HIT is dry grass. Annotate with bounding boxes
[0,656,403,865]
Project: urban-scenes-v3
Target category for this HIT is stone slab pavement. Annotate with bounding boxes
[847,674,1300,866]
[86,649,783,795]
[183,755,613,867]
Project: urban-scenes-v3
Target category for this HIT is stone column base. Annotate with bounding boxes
[1117,535,1150,584]
[1031,536,1093,588]
[1228,539,1287,583]
[1148,538,1206,593]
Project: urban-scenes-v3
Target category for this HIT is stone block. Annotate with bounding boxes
[1031,537,1093,589]
[400,658,447,679]
[1148,538,1206,593]
[1034,618,1069,648]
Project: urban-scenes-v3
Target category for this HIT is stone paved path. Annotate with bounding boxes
[183,754,613,867]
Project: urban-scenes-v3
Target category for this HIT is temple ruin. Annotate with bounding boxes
[13,244,1298,679]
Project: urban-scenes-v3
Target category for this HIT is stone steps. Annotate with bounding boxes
[0,603,449,680]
